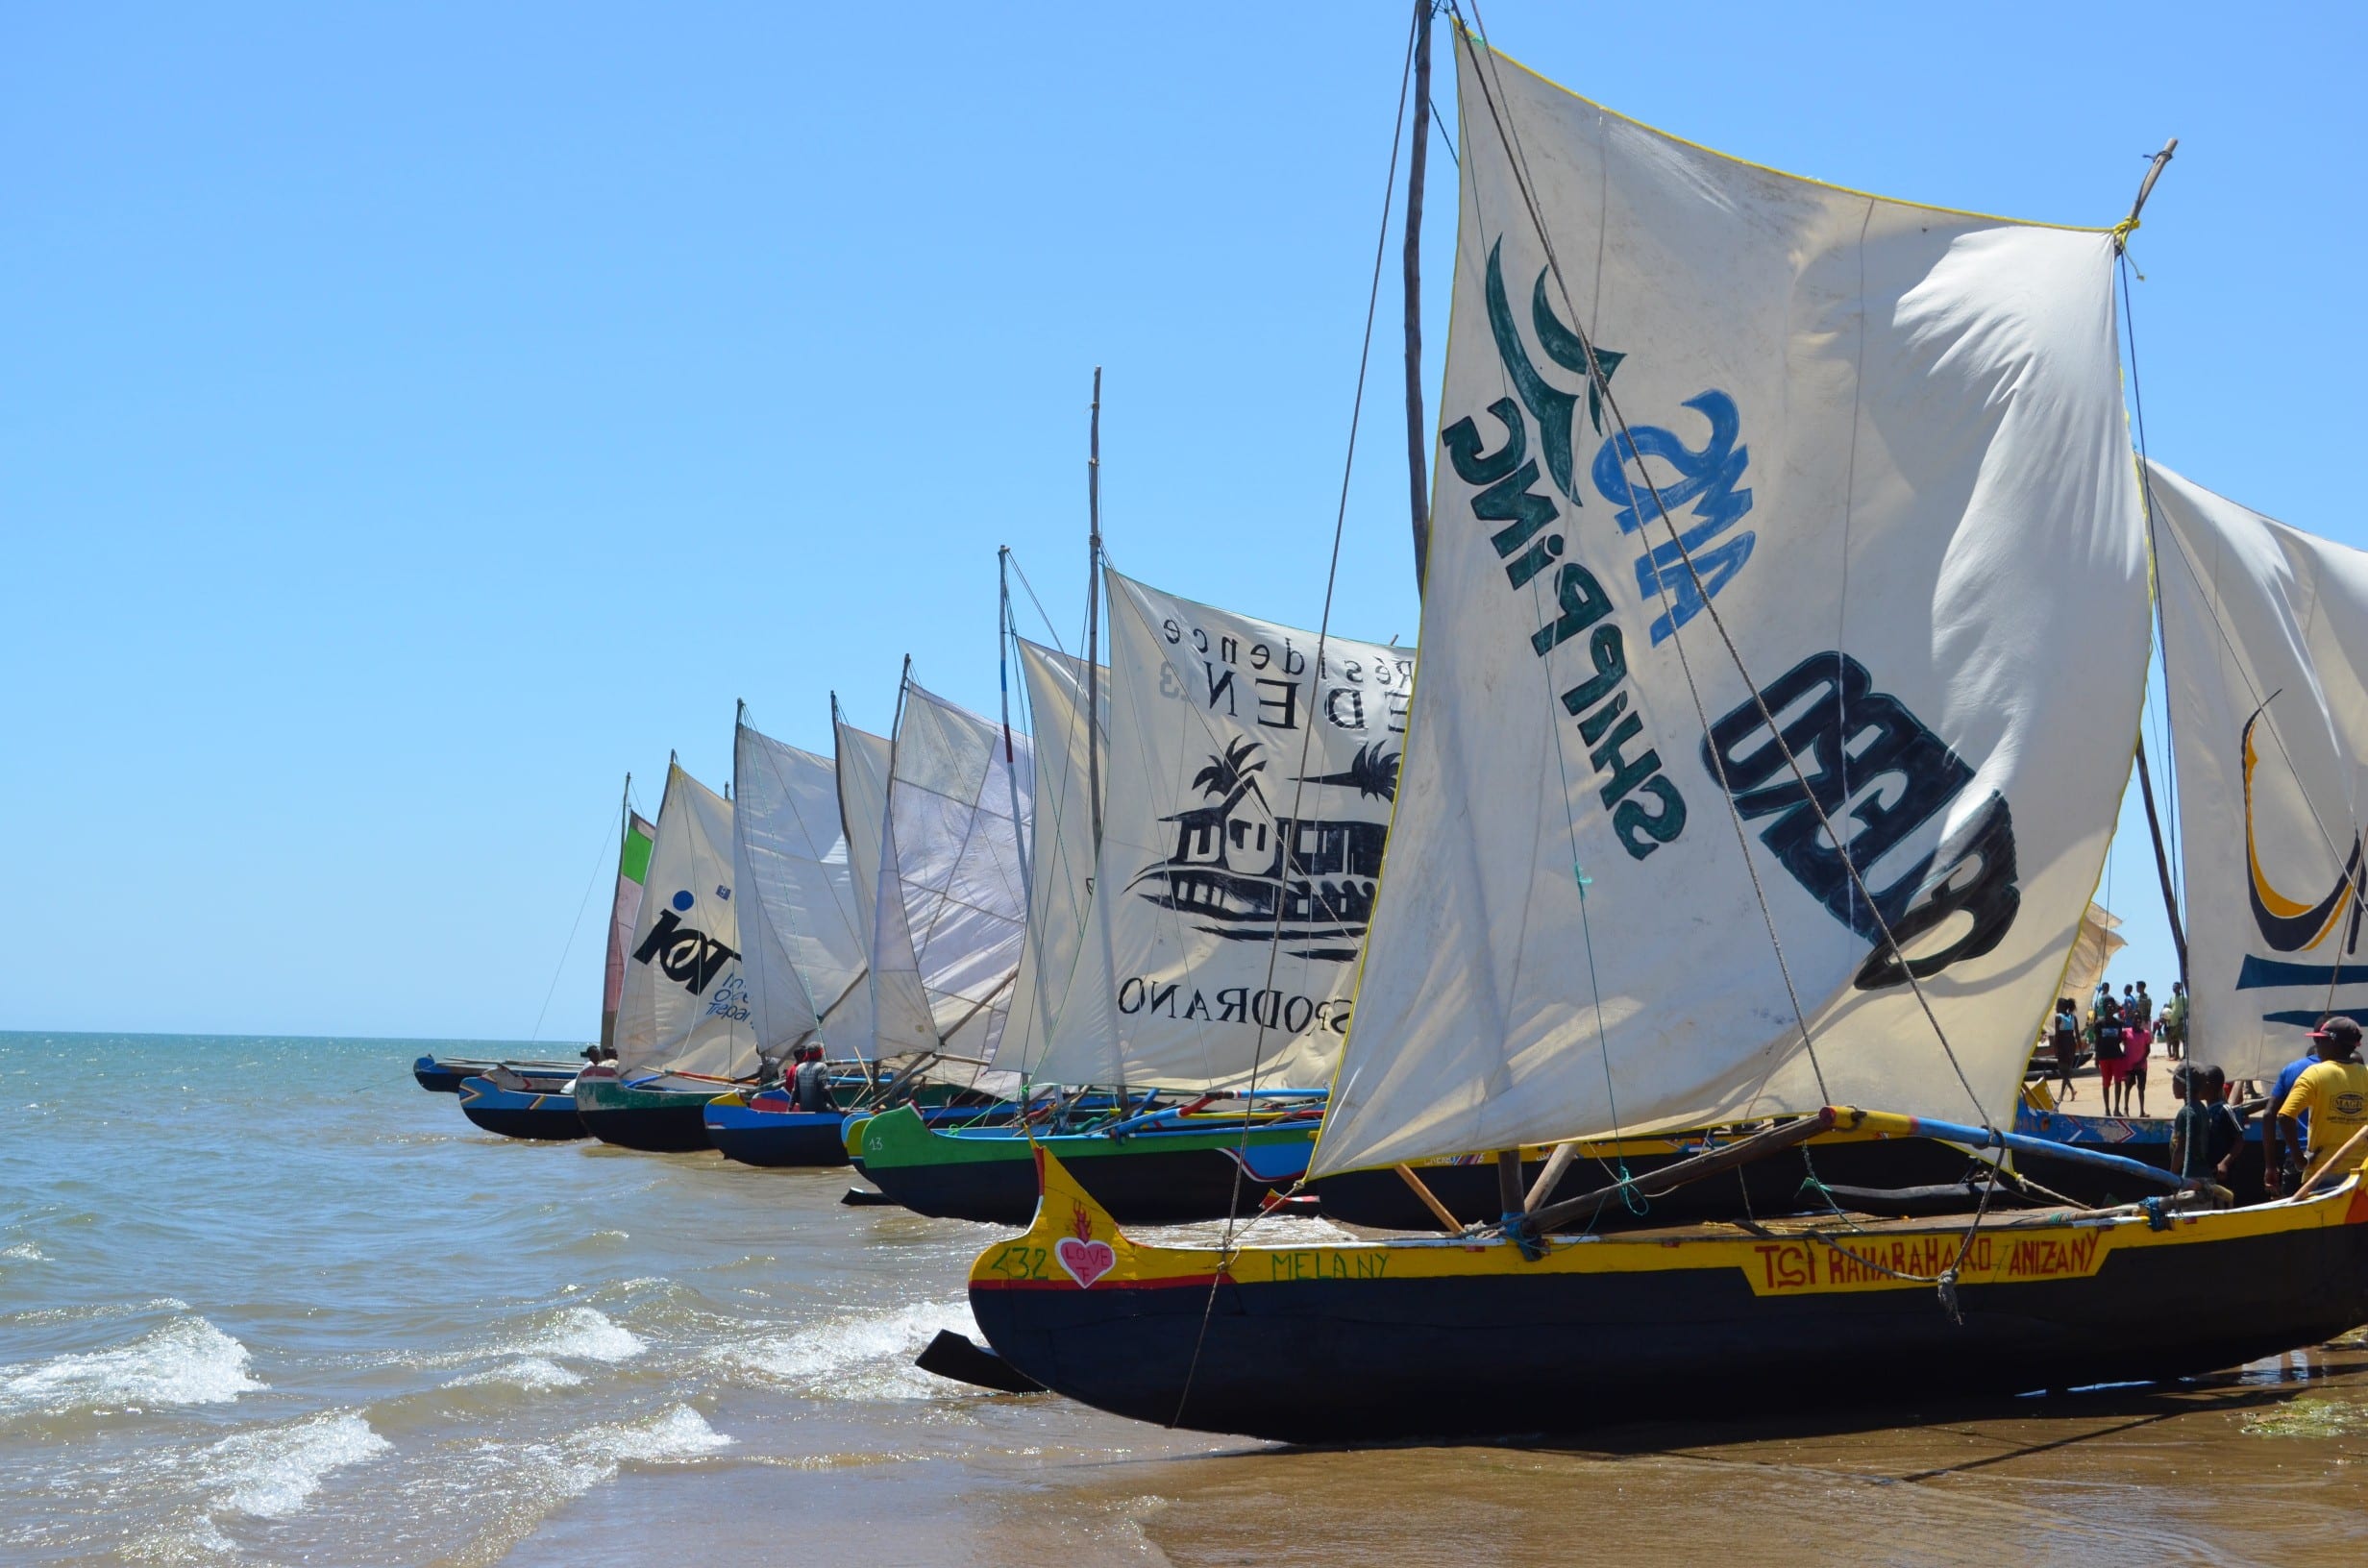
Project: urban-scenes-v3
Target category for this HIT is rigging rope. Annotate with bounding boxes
[1457,0,2004,1127]
[1171,4,1420,1428]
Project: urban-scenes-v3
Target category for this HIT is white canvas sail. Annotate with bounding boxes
[833,716,895,1062]
[2061,903,2128,1012]
[1000,640,1106,1082]
[601,809,655,1052]
[612,763,757,1082]
[2152,459,2368,1077]
[871,677,1035,1083]
[1312,35,2150,1177]
[732,719,874,1068]
[1032,571,1413,1090]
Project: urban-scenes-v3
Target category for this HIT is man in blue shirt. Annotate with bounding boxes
[2266,1032,2326,1196]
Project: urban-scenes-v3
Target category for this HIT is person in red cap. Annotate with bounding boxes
[2277,1017,2368,1186]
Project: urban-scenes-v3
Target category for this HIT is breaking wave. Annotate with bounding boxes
[708,1298,979,1400]
[513,1306,644,1363]
[204,1409,391,1518]
[0,1316,260,1419]
[450,1356,583,1392]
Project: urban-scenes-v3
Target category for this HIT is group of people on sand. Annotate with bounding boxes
[2043,978,2188,1114]
[2042,991,2368,1200]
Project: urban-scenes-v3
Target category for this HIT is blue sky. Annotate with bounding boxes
[4,2,2358,1039]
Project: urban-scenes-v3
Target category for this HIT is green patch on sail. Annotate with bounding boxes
[621,823,654,885]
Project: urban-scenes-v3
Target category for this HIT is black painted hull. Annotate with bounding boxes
[459,1101,588,1140]
[705,1116,851,1167]
[974,1208,2368,1444]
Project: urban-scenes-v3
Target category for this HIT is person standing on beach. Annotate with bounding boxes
[2162,981,2189,1061]
[2170,1065,2242,1186]
[2278,1017,2368,1185]
[2265,1031,2327,1196]
[2122,1010,2154,1117]
[2048,997,2083,1101]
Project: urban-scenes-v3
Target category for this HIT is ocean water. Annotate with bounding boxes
[6,1032,2367,1567]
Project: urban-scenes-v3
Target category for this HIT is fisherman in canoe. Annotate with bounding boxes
[2278,1017,2368,1185]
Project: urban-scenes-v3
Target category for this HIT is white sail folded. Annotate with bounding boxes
[732,720,873,1067]
[830,718,895,1062]
[2152,459,2368,1076]
[1312,36,2150,1177]
[1032,571,1413,1091]
[613,763,757,1082]
[1001,640,1106,1082]
[871,678,1035,1083]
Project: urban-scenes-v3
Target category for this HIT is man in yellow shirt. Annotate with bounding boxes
[2277,1017,2368,1182]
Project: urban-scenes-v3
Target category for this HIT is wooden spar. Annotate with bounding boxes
[2294,1122,2368,1201]
[1524,1109,1838,1235]
[1394,1164,1464,1233]
[1853,1109,2191,1193]
[1401,0,1433,593]
[1085,368,1104,849]
[1494,1147,1523,1214]
[1523,1139,1579,1213]
[2134,738,2191,989]
[2117,137,2180,251]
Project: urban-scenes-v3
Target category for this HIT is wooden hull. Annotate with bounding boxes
[2013,1101,2270,1206]
[572,1074,725,1153]
[856,1106,1320,1225]
[412,1055,578,1093]
[705,1094,1021,1168]
[969,1148,2368,1444]
[457,1076,587,1140]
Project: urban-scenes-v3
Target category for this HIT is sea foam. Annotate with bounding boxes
[711,1298,978,1400]
[205,1410,391,1517]
[516,1306,644,1363]
[0,1316,260,1418]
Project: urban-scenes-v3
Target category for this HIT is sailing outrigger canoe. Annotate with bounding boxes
[573,1064,730,1153]
[458,1068,588,1141]
[704,1083,1015,1167]
[854,1102,1322,1224]
[970,1124,2368,1442]
[412,1055,577,1094]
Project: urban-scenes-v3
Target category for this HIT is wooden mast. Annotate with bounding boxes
[1401,0,1434,594]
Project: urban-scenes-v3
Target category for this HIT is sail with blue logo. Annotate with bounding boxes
[1310,30,2152,1177]
[2151,458,2368,1077]
[611,762,758,1083]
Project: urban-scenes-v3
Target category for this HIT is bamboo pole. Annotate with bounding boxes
[1525,1109,1838,1236]
[1394,1164,1463,1234]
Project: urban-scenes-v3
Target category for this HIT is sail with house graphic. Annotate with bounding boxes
[1027,570,1414,1092]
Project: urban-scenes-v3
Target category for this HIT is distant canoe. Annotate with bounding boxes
[413,1054,580,1093]
[854,1103,1322,1225]
[704,1090,1018,1168]
[458,1070,588,1141]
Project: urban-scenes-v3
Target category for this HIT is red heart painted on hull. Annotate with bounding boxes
[1053,1236,1116,1289]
